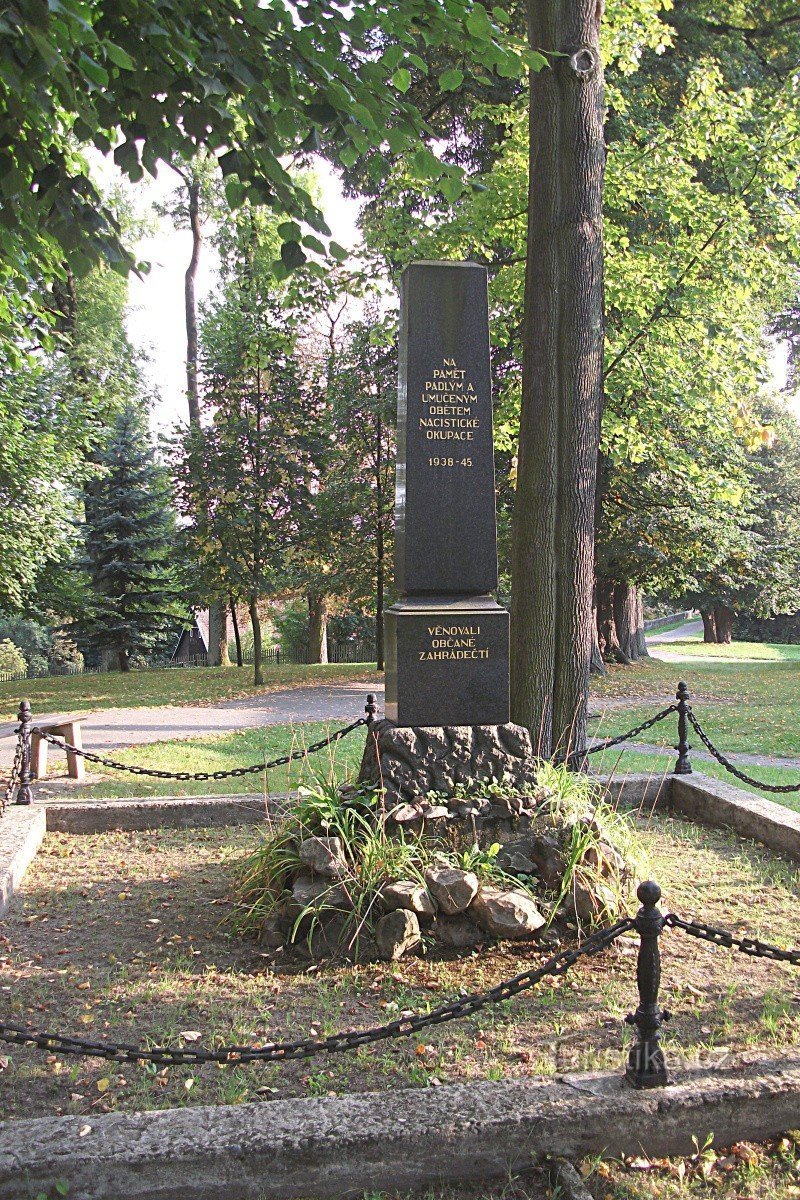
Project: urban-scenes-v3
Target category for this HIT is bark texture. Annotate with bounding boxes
[308,593,329,664]
[207,603,230,668]
[185,177,202,430]
[714,604,734,644]
[510,2,605,758]
[701,608,717,643]
[249,596,264,686]
[230,596,243,668]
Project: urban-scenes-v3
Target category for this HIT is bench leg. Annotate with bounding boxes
[31,731,48,780]
[63,722,85,782]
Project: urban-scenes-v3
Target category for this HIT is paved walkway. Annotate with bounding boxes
[647,617,703,644]
[0,681,384,769]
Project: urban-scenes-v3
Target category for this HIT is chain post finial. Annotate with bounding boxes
[625,880,669,1088]
[674,681,692,775]
[365,693,378,725]
[15,699,33,806]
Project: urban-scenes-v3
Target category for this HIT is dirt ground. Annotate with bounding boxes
[2,809,799,1130]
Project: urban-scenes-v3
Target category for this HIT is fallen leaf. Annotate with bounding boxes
[96,1078,110,1094]
[78,1125,92,1137]
[179,1031,202,1042]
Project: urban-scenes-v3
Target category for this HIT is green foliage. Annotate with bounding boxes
[73,404,187,669]
[0,638,26,675]
[357,0,800,605]
[0,0,533,345]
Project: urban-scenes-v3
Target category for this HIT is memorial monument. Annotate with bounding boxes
[385,261,509,725]
[360,262,538,805]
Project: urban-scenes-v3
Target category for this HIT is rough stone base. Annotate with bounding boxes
[358,720,538,805]
[3,1058,800,1200]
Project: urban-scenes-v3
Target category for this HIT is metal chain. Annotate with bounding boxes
[665,913,800,965]
[562,704,678,765]
[1,737,22,817]
[687,712,800,794]
[31,718,368,783]
[0,918,633,1065]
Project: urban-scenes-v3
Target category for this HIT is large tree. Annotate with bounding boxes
[1,0,536,349]
[74,405,185,670]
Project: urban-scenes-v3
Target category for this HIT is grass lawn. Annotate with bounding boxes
[657,638,800,661]
[0,661,379,721]
[590,654,800,759]
[3,814,799,1130]
[34,720,368,800]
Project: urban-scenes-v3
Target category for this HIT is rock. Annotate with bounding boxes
[381,881,436,921]
[375,909,421,961]
[470,886,546,940]
[358,721,540,807]
[434,914,484,949]
[423,805,451,822]
[298,836,348,879]
[388,803,425,825]
[424,867,479,916]
[290,872,352,915]
[526,835,564,889]
[572,873,619,922]
[497,850,537,877]
[582,841,628,879]
[259,915,284,950]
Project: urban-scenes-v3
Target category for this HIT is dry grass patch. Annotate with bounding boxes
[1,814,799,1123]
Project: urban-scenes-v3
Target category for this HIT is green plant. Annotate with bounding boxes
[232,779,431,955]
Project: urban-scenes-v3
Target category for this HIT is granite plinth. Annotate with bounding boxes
[385,594,509,727]
[395,262,498,596]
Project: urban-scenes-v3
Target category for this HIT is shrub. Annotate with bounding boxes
[0,638,26,675]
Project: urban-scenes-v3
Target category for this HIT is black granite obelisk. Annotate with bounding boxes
[385,262,510,726]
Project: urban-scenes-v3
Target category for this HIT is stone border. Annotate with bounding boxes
[2,1057,800,1199]
[0,805,45,918]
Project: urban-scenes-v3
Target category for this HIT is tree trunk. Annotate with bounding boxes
[589,591,607,675]
[230,595,243,668]
[375,413,386,672]
[376,523,385,671]
[185,177,202,429]
[307,593,329,664]
[596,576,630,664]
[207,601,230,667]
[510,1,605,758]
[714,604,734,644]
[634,590,650,658]
[701,608,717,643]
[117,649,130,673]
[249,595,264,686]
[613,583,639,662]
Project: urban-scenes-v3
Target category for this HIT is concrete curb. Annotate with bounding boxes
[0,806,46,917]
[671,773,800,861]
[43,793,291,835]
[2,1058,800,1199]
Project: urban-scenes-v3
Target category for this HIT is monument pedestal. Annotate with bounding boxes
[359,720,536,808]
[385,595,509,727]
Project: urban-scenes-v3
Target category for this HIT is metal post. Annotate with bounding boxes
[365,693,379,725]
[674,680,692,775]
[15,699,32,806]
[625,881,669,1088]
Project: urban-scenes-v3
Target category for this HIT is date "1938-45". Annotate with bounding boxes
[428,457,473,468]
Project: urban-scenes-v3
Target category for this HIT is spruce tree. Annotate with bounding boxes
[78,405,185,671]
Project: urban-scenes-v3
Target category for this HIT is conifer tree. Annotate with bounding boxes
[77,405,186,671]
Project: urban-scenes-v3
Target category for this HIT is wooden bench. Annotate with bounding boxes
[0,711,93,783]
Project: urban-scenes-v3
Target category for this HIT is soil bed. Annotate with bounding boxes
[2,814,799,1123]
